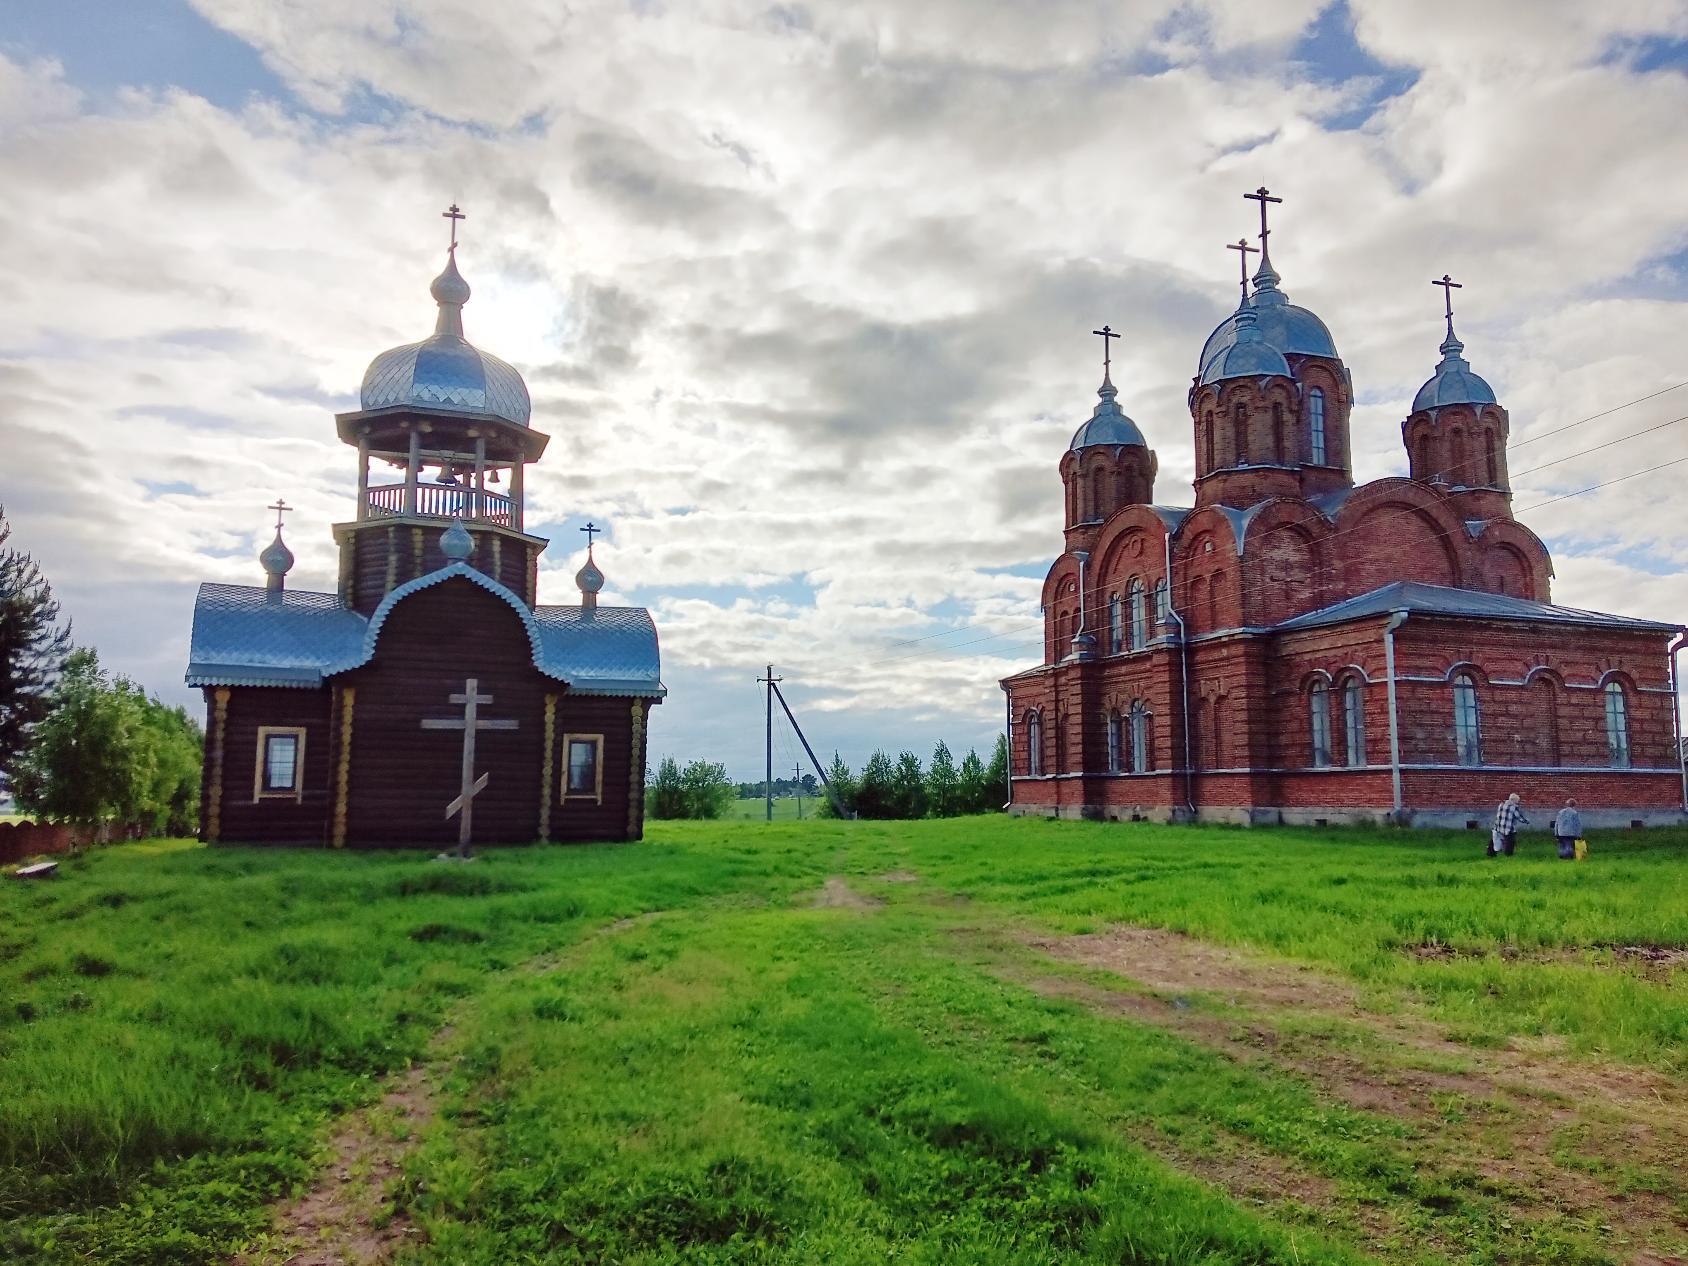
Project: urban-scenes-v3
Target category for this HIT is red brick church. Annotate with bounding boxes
[1002,191,1685,828]
[186,213,664,848]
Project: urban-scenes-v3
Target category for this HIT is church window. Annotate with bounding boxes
[1484,431,1499,486]
[1107,711,1123,772]
[1154,577,1170,625]
[1203,410,1215,469]
[1450,429,1468,486]
[1272,401,1287,463]
[1128,578,1147,649]
[564,734,605,802]
[1604,680,1631,768]
[1342,677,1366,767]
[1453,674,1482,766]
[1309,389,1327,465]
[1130,701,1151,773]
[1026,711,1043,776]
[1108,594,1123,654]
[1413,433,1429,479]
[256,727,306,800]
[1091,467,1107,519]
[1309,682,1332,768]
[1233,404,1249,465]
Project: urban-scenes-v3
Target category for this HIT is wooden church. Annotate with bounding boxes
[186,213,664,849]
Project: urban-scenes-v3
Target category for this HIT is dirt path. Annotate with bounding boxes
[810,875,883,909]
[999,923,1688,1263]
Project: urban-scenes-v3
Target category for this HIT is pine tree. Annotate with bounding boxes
[926,740,960,817]
[957,747,987,815]
[0,506,71,786]
[816,751,855,819]
[892,750,927,819]
[855,749,896,819]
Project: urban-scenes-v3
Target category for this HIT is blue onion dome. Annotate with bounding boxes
[1198,254,1341,382]
[359,251,532,426]
[1069,373,1148,450]
[1200,307,1292,385]
[440,517,475,562]
[259,529,294,578]
[575,548,605,596]
[1411,324,1497,413]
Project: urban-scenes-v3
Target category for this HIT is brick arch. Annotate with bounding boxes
[1333,481,1466,592]
[1472,518,1552,601]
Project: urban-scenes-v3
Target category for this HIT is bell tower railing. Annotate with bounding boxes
[365,482,516,529]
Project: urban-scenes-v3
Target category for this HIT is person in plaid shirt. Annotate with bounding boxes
[1488,792,1529,856]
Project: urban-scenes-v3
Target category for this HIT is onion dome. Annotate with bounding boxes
[1200,307,1291,385]
[1069,372,1148,450]
[1198,254,1340,382]
[440,517,475,562]
[576,546,605,611]
[1411,325,1496,413]
[359,251,532,426]
[259,529,294,585]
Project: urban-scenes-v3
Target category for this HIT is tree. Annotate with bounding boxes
[816,751,855,819]
[680,759,735,819]
[958,747,988,815]
[14,650,154,832]
[649,756,687,818]
[0,506,71,787]
[137,700,202,836]
[855,749,896,819]
[983,733,1009,812]
[891,750,927,819]
[926,741,961,817]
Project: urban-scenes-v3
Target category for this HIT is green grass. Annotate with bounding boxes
[1,819,1684,1263]
[721,795,811,820]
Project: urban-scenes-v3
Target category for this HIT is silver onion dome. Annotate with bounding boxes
[1201,307,1292,385]
[259,529,294,578]
[1198,254,1340,383]
[359,251,532,426]
[1069,373,1148,450]
[575,550,605,596]
[1411,326,1497,413]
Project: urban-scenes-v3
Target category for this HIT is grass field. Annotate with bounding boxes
[2,819,1685,1264]
[722,795,811,820]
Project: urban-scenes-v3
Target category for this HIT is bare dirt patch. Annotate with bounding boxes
[238,1064,436,1266]
[877,870,920,884]
[809,876,883,910]
[1409,940,1688,978]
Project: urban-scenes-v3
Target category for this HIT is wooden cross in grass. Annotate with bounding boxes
[421,677,517,859]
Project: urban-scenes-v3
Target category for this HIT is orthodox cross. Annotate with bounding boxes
[442,203,466,252]
[267,498,293,532]
[1091,324,1120,379]
[420,677,518,859]
[1244,185,1282,255]
[580,521,600,549]
[1226,238,1258,304]
[1433,273,1462,330]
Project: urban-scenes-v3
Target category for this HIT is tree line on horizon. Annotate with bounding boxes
[0,507,202,836]
[817,737,1008,820]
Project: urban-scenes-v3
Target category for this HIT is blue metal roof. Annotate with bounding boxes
[1199,308,1292,386]
[1411,329,1497,413]
[1197,260,1341,380]
[1276,580,1678,634]
[1069,377,1147,450]
[186,566,664,697]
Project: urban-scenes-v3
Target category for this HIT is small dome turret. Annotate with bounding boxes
[259,529,294,595]
[1412,327,1496,413]
[576,546,605,611]
[1069,373,1148,451]
[440,517,476,562]
[1200,308,1292,385]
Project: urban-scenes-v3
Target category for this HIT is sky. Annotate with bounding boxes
[2,0,1686,782]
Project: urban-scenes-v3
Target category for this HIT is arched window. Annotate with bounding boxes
[1202,410,1215,469]
[1272,401,1287,463]
[1108,594,1123,655]
[1106,710,1123,773]
[1206,571,1222,632]
[1026,711,1043,776]
[1413,433,1429,479]
[1128,578,1147,650]
[1453,674,1482,766]
[1309,680,1332,768]
[1233,403,1249,465]
[1343,677,1366,767]
[1154,577,1170,625]
[1091,467,1107,520]
[1130,701,1151,773]
[1450,429,1468,486]
[1309,389,1327,465]
[1484,430,1499,486]
[1605,680,1631,768]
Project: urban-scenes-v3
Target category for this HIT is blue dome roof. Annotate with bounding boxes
[358,253,532,426]
[1197,256,1340,382]
[1411,329,1496,413]
[1199,307,1292,385]
[1069,377,1147,450]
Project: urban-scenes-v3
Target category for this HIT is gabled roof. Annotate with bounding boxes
[186,566,665,697]
[1275,580,1679,634]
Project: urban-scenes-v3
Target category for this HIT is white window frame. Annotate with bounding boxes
[1604,680,1631,768]
[1108,594,1123,655]
[1309,682,1331,768]
[1453,674,1482,767]
[1309,388,1327,465]
[562,732,605,803]
[1106,711,1122,773]
[1343,677,1366,768]
[255,726,306,802]
[1129,702,1150,773]
[1026,711,1043,776]
[1128,579,1147,650]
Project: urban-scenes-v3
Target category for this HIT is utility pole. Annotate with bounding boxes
[769,680,854,819]
[757,664,781,822]
[793,762,803,820]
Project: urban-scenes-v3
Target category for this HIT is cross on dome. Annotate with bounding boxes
[1433,273,1463,334]
[1091,324,1120,384]
[442,203,466,253]
[580,521,601,549]
[1226,238,1258,306]
[1244,186,1284,294]
[267,498,293,532]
